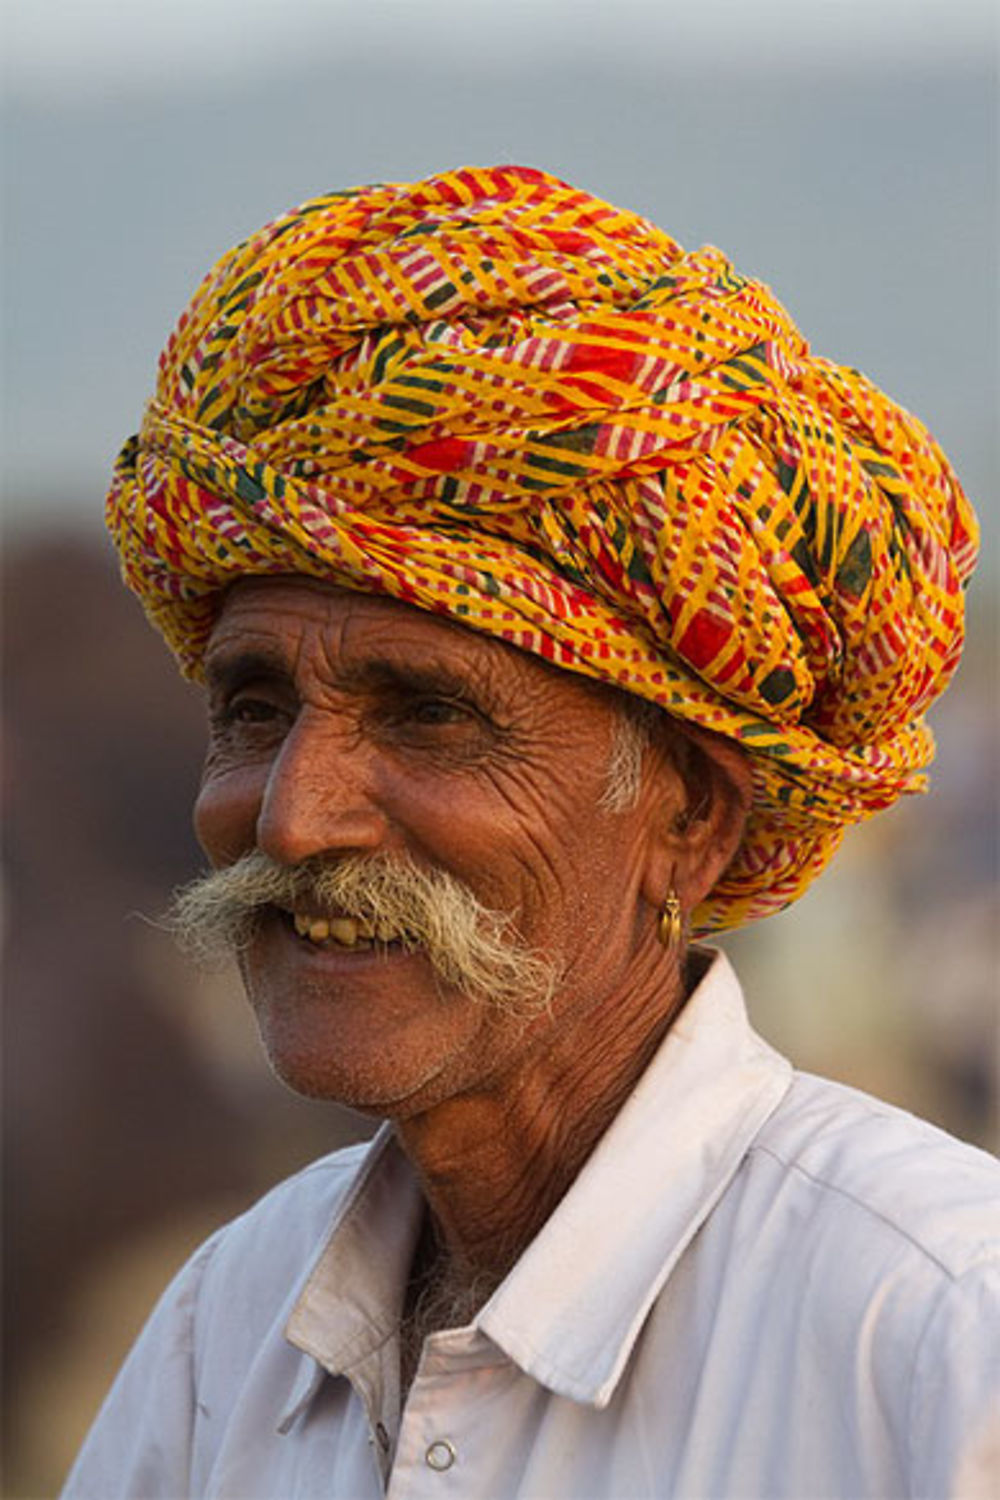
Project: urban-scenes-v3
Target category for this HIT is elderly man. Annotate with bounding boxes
[64,166,997,1499]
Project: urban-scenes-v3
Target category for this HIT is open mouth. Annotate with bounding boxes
[278,907,415,953]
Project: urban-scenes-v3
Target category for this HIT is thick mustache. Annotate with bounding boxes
[167,850,558,1017]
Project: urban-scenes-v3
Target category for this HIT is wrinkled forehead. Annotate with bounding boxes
[204,574,636,716]
[210,575,471,646]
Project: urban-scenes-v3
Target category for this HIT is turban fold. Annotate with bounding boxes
[107,164,978,932]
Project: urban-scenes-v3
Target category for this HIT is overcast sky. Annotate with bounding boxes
[6,0,997,96]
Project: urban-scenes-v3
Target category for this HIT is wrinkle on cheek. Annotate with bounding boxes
[200,743,227,781]
[510,837,572,916]
[469,735,616,904]
[200,731,279,788]
[500,782,605,911]
[489,759,603,837]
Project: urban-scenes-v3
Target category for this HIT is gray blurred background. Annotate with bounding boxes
[3,1,997,1493]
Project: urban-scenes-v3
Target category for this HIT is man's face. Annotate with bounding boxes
[194,578,686,1116]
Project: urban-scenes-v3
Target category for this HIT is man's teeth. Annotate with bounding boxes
[291,913,402,948]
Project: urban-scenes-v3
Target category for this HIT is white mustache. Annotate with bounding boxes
[167,850,558,1017]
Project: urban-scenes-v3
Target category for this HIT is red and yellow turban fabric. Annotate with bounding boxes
[107,164,978,933]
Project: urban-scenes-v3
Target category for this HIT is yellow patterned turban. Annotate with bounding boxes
[107,165,978,933]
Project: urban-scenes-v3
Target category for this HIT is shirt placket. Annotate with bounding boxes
[386,1331,511,1500]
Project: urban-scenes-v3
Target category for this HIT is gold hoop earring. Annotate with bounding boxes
[658,890,683,953]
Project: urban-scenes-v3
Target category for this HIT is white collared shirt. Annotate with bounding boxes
[63,952,1000,1498]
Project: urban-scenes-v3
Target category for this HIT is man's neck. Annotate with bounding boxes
[394,944,691,1322]
[399,1210,501,1396]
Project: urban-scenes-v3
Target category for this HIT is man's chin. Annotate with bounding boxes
[239,949,486,1118]
[256,1030,461,1119]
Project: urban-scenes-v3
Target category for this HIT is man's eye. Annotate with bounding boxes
[405,697,472,726]
[235,697,279,721]
[214,696,284,729]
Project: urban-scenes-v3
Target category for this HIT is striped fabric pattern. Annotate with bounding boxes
[107,165,978,932]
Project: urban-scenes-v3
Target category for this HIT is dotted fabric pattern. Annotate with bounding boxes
[107,165,979,932]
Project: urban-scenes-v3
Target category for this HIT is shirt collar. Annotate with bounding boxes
[286,1123,421,1374]
[285,948,791,1410]
[478,948,792,1406]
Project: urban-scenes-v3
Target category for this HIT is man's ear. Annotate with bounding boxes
[640,722,753,913]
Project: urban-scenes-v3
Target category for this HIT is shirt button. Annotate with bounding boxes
[425,1439,457,1471]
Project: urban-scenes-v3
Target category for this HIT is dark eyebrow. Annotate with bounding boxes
[339,657,481,701]
[203,647,490,708]
[203,648,292,699]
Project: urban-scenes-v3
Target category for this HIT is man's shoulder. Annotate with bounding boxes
[748,1070,1000,1279]
[220,1134,374,1246]
[188,1136,377,1314]
[244,1136,375,1217]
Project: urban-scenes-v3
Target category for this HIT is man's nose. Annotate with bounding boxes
[255,715,389,866]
